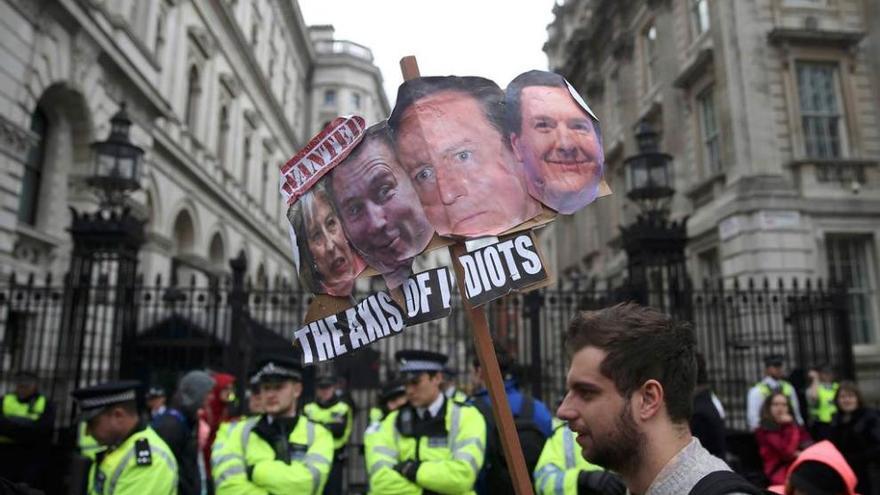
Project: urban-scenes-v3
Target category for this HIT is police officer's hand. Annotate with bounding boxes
[577,470,627,495]
[394,460,421,482]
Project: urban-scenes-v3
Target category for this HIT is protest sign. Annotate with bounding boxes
[328,122,435,289]
[459,232,547,307]
[293,267,453,365]
[506,70,607,214]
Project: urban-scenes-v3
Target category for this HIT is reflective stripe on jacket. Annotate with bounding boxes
[0,393,46,443]
[88,425,177,495]
[304,400,353,451]
[213,415,334,495]
[367,397,487,495]
[534,421,604,495]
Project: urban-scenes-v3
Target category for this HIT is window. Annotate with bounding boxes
[691,0,710,37]
[18,108,48,225]
[217,105,229,167]
[351,93,362,110]
[697,86,721,174]
[642,22,659,89]
[826,235,878,344]
[697,248,721,284]
[185,65,201,130]
[797,62,846,159]
[323,89,336,106]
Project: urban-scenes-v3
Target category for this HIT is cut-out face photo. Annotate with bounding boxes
[506,70,605,214]
[287,183,366,297]
[330,122,434,289]
[389,76,541,238]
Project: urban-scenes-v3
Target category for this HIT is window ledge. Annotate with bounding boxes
[15,222,63,249]
[787,158,877,184]
[685,171,726,206]
[674,48,714,89]
[768,28,865,48]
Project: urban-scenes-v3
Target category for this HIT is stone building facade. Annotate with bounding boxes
[0,0,389,286]
[545,0,880,388]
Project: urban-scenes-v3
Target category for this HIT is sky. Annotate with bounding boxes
[297,0,558,105]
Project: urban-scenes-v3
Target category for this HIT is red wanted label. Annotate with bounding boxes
[280,116,367,206]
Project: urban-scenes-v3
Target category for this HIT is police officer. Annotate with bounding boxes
[442,366,469,403]
[534,418,625,495]
[746,354,803,430]
[368,377,407,427]
[367,350,486,495]
[212,355,334,495]
[146,386,167,420]
[0,371,56,488]
[807,364,839,440]
[71,380,177,495]
[304,373,353,495]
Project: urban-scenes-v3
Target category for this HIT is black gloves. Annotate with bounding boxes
[577,470,627,495]
[394,460,421,482]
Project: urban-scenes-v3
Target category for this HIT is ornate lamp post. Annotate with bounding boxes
[60,103,147,389]
[619,121,689,316]
[86,103,144,209]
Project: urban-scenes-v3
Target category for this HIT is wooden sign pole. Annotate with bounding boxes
[400,55,536,495]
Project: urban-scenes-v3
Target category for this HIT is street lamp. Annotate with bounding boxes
[62,102,147,383]
[87,103,144,209]
[624,121,674,212]
[619,120,689,317]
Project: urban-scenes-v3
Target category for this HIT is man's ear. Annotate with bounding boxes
[510,133,524,163]
[292,382,303,400]
[430,373,443,387]
[636,379,664,421]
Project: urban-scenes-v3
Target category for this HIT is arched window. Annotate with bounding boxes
[185,65,201,130]
[217,104,229,167]
[18,108,49,225]
[172,210,196,253]
[209,232,225,267]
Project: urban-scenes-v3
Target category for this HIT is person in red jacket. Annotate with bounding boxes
[767,440,858,495]
[202,372,236,473]
[756,392,814,485]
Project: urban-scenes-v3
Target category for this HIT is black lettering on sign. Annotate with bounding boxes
[458,232,547,307]
[293,267,454,365]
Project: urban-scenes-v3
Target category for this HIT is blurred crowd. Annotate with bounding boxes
[0,303,878,495]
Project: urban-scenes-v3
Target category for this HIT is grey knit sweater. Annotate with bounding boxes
[640,438,751,495]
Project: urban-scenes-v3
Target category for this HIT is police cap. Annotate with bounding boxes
[146,386,165,399]
[764,354,785,367]
[254,354,302,383]
[396,350,448,376]
[71,380,141,420]
[316,373,337,388]
[379,377,406,403]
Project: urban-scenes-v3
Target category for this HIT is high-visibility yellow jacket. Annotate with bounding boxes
[212,414,334,495]
[366,396,486,495]
[810,382,839,424]
[304,398,353,451]
[78,421,105,460]
[87,425,177,495]
[534,421,604,495]
[0,393,47,444]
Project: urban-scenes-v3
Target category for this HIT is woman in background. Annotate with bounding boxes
[756,392,813,486]
[830,381,880,494]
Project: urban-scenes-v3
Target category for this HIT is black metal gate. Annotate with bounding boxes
[0,264,858,493]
